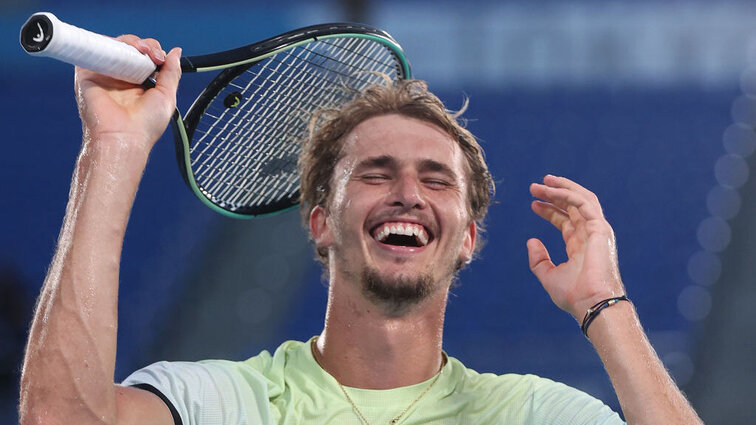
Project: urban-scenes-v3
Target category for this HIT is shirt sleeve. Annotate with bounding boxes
[530,376,625,425]
[122,360,273,425]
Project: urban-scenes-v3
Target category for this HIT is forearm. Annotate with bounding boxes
[587,301,703,425]
[19,136,151,425]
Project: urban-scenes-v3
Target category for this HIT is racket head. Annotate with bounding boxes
[173,23,411,218]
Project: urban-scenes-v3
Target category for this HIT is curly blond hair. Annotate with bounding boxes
[299,79,494,262]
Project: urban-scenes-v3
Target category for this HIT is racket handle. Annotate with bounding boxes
[20,12,157,84]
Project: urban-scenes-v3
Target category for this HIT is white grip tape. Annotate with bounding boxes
[29,12,156,84]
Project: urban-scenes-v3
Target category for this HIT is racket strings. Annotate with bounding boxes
[194,37,393,171]
[195,38,397,192]
[198,46,335,204]
[192,49,301,176]
[190,37,402,210]
[196,36,391,148]
[192,54,302,188]
[290,37,399,74]
[220,72,384,205]
[202,66,395,206]
[192,47,375,167]
[192,45,339,185]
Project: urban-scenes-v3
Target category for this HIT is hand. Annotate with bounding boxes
[74,35,182,151]
[527,175,625,320]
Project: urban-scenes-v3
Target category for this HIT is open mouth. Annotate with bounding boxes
[371,222,431,248]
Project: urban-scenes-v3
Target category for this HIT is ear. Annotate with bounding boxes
[458,221,477,264]
[309,205,334,250]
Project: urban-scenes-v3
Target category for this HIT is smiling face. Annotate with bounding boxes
[310,114,476,313]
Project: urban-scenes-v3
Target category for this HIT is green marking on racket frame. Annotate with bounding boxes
[223,91,243,108]
[193,33,411,77]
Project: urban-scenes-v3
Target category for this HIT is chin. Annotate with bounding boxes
[359,267,443,315]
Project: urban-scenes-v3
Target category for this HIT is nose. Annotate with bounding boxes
[388,174,427,210]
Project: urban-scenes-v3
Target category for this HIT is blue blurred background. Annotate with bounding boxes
[2,0,756,423]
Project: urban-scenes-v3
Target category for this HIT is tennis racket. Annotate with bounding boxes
[20,12,411,218]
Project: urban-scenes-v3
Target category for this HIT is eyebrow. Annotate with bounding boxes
[355,155,460,180]
[417,159,459,180]
[356,155,395,171]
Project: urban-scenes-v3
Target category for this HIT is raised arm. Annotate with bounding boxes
[527,174,703,425]
[19,37,181,425]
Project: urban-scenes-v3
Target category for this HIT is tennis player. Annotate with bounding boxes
[19,36,702,425]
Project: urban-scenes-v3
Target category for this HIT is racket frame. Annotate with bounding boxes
[173,26,411,218]
[20,14,411,218]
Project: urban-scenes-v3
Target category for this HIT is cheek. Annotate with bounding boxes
[330,180,361,214]
[331,160,356,207]
[325,167,353,232]
[442,191,471,222]
[330,185,347,212]
[327,190,360,242]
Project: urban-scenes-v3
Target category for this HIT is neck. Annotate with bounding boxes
[313,273,448,389]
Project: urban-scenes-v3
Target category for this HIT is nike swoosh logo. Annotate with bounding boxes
[33,22,44,42]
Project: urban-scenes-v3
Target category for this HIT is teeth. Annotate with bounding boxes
[374,222,429,246]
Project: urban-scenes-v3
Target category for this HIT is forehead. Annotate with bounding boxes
[340,114,465,172]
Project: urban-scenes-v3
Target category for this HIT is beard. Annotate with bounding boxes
[360,267,443,317]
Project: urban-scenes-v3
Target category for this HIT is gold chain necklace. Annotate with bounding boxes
[311,339,445,425]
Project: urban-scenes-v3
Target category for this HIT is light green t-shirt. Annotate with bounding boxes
[123,338,624,425]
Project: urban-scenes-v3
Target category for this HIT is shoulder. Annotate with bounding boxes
[445,357,624,424]
[122,340,308,391]
[122,360,273,425]
[120,340,310,425]
[445,356,546,395]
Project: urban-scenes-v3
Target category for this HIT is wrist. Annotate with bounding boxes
[580,295,631,337]
[567,278,627,320]
[82,129,154,163]
[582,297,636,339]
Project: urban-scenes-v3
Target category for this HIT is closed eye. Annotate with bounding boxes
[423,178,453,190]
[359,173,390,184]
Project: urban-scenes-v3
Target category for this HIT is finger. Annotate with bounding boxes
[566,204,586,228]
[139,38,167,63]
[530,183,580,212]
[531,200,569,229]
[116,34,140,44]
[532,200,579,246]
[531,183,603,221]
[543,174,596,201]
[154,47,182,94]
[544,175,604,217]
[531,183,579,224]
[527,238,555,281]
[116,35,166,64]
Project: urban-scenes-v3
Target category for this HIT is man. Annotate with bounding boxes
[19,36,702,425]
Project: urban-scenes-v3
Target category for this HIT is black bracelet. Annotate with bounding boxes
[580,295,630,337]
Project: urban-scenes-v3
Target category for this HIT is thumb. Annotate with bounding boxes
[155,47,182,96]
[142,47,181,133]
[527,238,554,283]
